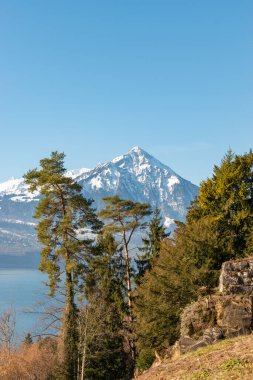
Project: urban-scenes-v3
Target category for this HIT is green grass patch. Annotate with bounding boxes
[190,369,211,379]
[185,336,245,358]
[220,358,242,370]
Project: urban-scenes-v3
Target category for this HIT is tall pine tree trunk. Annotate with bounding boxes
[63,269,78,379]
[59,192,78,379]
[122,233,136,368]
[123,238,132,310]
[80,307,89,380]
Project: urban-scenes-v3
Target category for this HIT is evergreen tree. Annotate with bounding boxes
[98,196,151,367]
[135,207,168,282]
[24,151,101,380]
[23,333,33,345]
[79,232,131,380]
[98,196,151,310]
[187,149,253,259]
[133,237,199,362]
[175,149,253,290]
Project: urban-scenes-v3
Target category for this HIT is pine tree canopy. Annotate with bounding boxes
[98,196,152,306]
[187,149,253,258]
[98,196,152,241]
[24,151,102,295]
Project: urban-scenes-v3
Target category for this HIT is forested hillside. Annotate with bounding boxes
[0,149,252,380]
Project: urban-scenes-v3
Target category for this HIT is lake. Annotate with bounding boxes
[0,268,55,342]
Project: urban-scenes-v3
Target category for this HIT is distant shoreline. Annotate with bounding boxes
[0,252,40,269]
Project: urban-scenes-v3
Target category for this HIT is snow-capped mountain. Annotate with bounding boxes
[0,147,198,255]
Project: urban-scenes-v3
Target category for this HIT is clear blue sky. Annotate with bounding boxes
[0,1,252,185]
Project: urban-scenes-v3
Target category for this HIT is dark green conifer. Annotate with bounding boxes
[23,333,33,345]
[134,238,199,364]
[135,207,168,282]
[79,232,131,380]
[187,149,253,259]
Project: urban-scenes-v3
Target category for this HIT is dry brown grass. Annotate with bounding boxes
[136,334,253,380]
[0,338,59,379]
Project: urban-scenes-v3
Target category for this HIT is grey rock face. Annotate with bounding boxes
[219,258,253,295]
[178,326,224,354]
[177,258,253,355]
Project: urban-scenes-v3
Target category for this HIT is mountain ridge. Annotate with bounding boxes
[0,147,199,255]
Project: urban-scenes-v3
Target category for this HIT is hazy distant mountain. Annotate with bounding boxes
[0,147,198,255]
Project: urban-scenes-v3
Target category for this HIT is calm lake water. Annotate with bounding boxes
[0,269,52,341]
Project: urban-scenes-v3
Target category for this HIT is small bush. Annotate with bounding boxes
[136,348,155,371]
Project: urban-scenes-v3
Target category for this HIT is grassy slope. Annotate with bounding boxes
[136,334,253,380]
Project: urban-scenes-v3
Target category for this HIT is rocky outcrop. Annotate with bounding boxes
[176,257,253,355]
[219,258,253,295]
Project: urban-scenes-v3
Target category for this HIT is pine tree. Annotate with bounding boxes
[135,207,168,282]
[24,151,101,380]
[98,196,151,310]
[133,238,199,363]
[79,232,131,380]
[98,196,151,367]
[187,149,253,259]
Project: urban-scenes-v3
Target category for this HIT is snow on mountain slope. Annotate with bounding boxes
[79,146,198,221]
[66,168,91,179]
[0,147,198,254]
[0,178,38,201]
[0,168,90,202]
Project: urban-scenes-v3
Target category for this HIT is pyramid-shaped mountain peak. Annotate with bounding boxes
[0,148,199,253]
